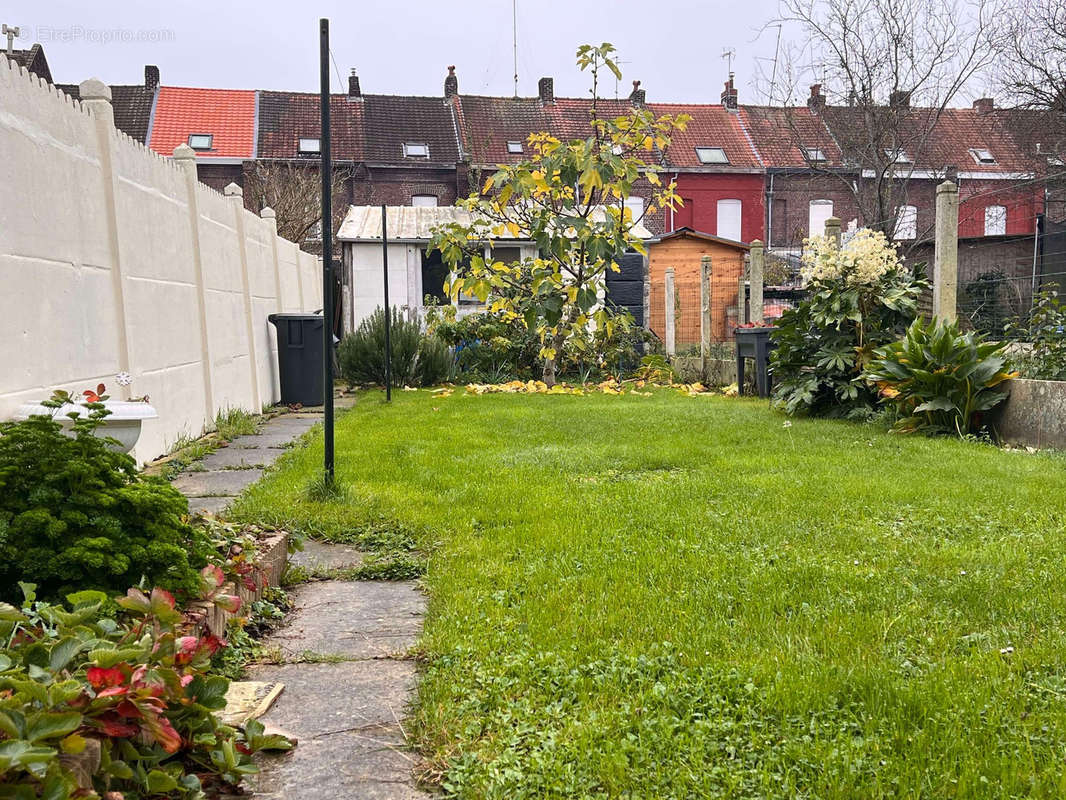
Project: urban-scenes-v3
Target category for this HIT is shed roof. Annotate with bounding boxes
[338,205,652,242]
[647,227,751,249]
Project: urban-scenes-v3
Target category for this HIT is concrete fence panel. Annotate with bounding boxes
[0,61,321,462]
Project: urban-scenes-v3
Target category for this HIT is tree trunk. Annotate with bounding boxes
[542,328,569,388]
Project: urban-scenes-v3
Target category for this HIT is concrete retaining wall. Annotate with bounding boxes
[0,63,321,462]
[991,378,1066,450]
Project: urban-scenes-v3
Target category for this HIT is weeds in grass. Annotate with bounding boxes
[304,474,349,504]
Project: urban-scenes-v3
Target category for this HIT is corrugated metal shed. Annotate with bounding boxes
[338,205,652,242]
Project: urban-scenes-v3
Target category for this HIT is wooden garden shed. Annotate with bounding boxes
[647,228,750,346]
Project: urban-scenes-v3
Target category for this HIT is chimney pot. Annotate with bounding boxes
[538,76,554,104]
[144,65,159,90]
[348,69,361,98]
[445,65,458,97]
[721,74,738,111]
[629,79,645,107]
[807,83,825,111]
[973,97,994,115]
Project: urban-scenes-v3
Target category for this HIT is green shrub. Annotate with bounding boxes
[0,405,210,603]
[0,581,290,800]
[337,306,451,387]
[771,230,926,418]
[863,317,1015,435]
[1004,288,1066,380]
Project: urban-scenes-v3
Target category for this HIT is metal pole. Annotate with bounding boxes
[319,18,335,482]
[381,205,392,401]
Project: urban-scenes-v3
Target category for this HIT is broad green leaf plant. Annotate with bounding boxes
[863,317,1016,436]
[429,43,688,386]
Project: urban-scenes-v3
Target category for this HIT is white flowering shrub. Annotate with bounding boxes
[771,231,927,418]
[801,230,902,287]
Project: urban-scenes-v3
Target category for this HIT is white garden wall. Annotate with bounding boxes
[0,62,322,462]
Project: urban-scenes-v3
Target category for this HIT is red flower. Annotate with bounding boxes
[87,666,125,690]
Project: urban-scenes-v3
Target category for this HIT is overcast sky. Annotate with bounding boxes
[8,0,795,103]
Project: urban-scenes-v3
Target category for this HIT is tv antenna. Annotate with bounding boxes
[3,24,19,56]
[512,0,518,97]
[722,48,736,76]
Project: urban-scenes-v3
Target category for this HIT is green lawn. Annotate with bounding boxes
[232,389,1066,798]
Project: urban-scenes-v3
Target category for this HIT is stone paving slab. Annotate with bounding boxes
[261,416,321,433]
[199,446,285,470]
[248,661,424,800]
[170,468,264,498]
[291,540,365,571]
[227,432,302,450]
[186,496,231,516]
[263,581,424,661]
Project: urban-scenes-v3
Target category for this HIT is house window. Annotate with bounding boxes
[695,147,729,165]
[403,142,429,158]
[306,220,322,241]
[716,199,742,241]
[187,133,213,151]
[506,140,524,154]
[970,148,996,165]
[985,205,1007,236]
[421,249,449,304]
[624,196,644,221]
[804,147,827,163]
[298,137,320,154]
[894,205,918,240]
[808,199,834,237]
[411,195,438,207]
[885,147,911,163]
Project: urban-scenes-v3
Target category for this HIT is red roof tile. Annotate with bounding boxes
[149,87,256,158]
[257,91,365,160]
[739,106,842,168]
[649,103,762,169]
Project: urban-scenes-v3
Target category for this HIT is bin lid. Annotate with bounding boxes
[268,313,324,324]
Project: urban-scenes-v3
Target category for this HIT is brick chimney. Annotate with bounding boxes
[538,76,554,104]
[629,80,646,107]
[807,83,825,111]
[721,74,738,111]
[444,65,458,98]
[889,89,911,109]
[144,65,159,90]
[973,97,994,115]
[348,69,361,98]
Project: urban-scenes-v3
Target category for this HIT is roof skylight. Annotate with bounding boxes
[695,146,729,164]
[403,142,429,158]
[187,133,213,151]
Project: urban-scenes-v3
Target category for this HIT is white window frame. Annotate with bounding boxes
[411,194,438,207]
[804,147,827,162]
[298,137,321,154]
[885,147,912,164]
[624,196,644,221]
[984,205,1007,236]
[188,133,213,151]
[403,142,429,158]
[716,198,742,241]
[695,146,729,165]
[894,204,918,240]
[808,199,834,237]
[506,140,524,154]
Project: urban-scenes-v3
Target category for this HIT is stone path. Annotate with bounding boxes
[168,404,430,799]
[170,412,322,516]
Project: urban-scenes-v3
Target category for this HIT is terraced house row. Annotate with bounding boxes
[11,45,1065,272]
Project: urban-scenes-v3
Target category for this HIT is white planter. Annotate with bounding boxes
[15,400,158,454]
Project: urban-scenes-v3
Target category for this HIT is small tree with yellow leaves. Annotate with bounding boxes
[429,43,688,386]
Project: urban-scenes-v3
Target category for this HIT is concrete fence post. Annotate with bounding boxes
[933,180,959,321]
[700,255,711,378]
[80,79,133,400]
[226,182,262,412]
[749,239,765,323]
[824,216,842,247]
[738,257,749,326]
[261,207,284,314]
[664,267,676,357]
[173,144,216,420]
